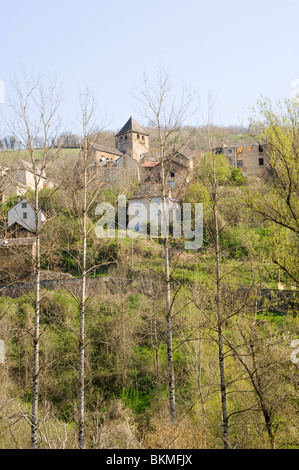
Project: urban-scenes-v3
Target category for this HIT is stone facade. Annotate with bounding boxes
[89,143,123,163]
[115,117,149,162]
[140,153,193,199]
[215,143,270,176]
[0,160,50,202]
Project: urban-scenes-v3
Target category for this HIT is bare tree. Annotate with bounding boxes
[60,88,117,448]
[136,68,195,424]
[1,69,62,448]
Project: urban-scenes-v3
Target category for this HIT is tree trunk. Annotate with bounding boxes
[164,238,176,424]
[31,187,40,449]
[78,158,87,449]
[197,326,207,445]
[213,156,230,449]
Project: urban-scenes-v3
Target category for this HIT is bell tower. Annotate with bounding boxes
[115,117,149,162]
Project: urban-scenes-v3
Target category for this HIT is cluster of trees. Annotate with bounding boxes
[0,69,298,449]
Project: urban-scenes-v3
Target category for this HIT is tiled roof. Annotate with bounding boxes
[130,184,164,199]
[91,143,123,156]
[141,162,159,168]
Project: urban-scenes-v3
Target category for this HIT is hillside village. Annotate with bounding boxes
[0,104,298,451]
[0,116,272,283]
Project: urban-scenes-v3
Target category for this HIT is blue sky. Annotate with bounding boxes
[0,0,298,131]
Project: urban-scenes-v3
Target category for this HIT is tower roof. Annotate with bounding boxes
[115,117,149,137]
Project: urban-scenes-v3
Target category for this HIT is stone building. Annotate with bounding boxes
[140,152,193,199]
[0,160,51,202]
[78,116,194,192]
[214,143,270,176]
[88,143,124,164]
[115,117,149,162]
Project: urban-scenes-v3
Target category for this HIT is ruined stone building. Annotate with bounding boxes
[214,143,270,176]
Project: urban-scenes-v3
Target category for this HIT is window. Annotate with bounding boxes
[137,134,140,139]
[170,171,175,178]
[142,135,145,141]
[125,135,127,140]
[259,158,264,166]
[237,160,243,167]
[259,145,263,153]
[120,136,123,140]
[21,202,27,208]
[23,212,28,219]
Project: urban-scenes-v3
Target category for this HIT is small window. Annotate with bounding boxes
[23,212,28,219]
[120,136,123,140]
[137,134,140,139]
[21,202,27,208]
[259,145,263,153]
[170,172,175,178]
[142,135,145,141]
[125,135,127,140]
[259,158,264,166]
[237,160,243,167]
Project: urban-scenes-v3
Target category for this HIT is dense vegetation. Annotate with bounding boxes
[0,148,298,448]
[0,80,298,449]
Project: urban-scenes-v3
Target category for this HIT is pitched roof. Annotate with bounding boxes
[16,160,44,176]
[130,184,163,199]
[115,117,149,137]
[91,143,124,157]
[141,162,160,168]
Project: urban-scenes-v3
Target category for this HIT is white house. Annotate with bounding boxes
[128,184,181,237]
[8,199,46,233]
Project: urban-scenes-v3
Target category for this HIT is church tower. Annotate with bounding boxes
[115,117,149,162]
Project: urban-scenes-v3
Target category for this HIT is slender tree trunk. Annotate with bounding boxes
[153,311,159,380]
[164,238,176,424]
[213,156,230,449]
[249,340,276,449]
[197,326,207,445]
[31,185,40,449]
[78,159,87,449]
